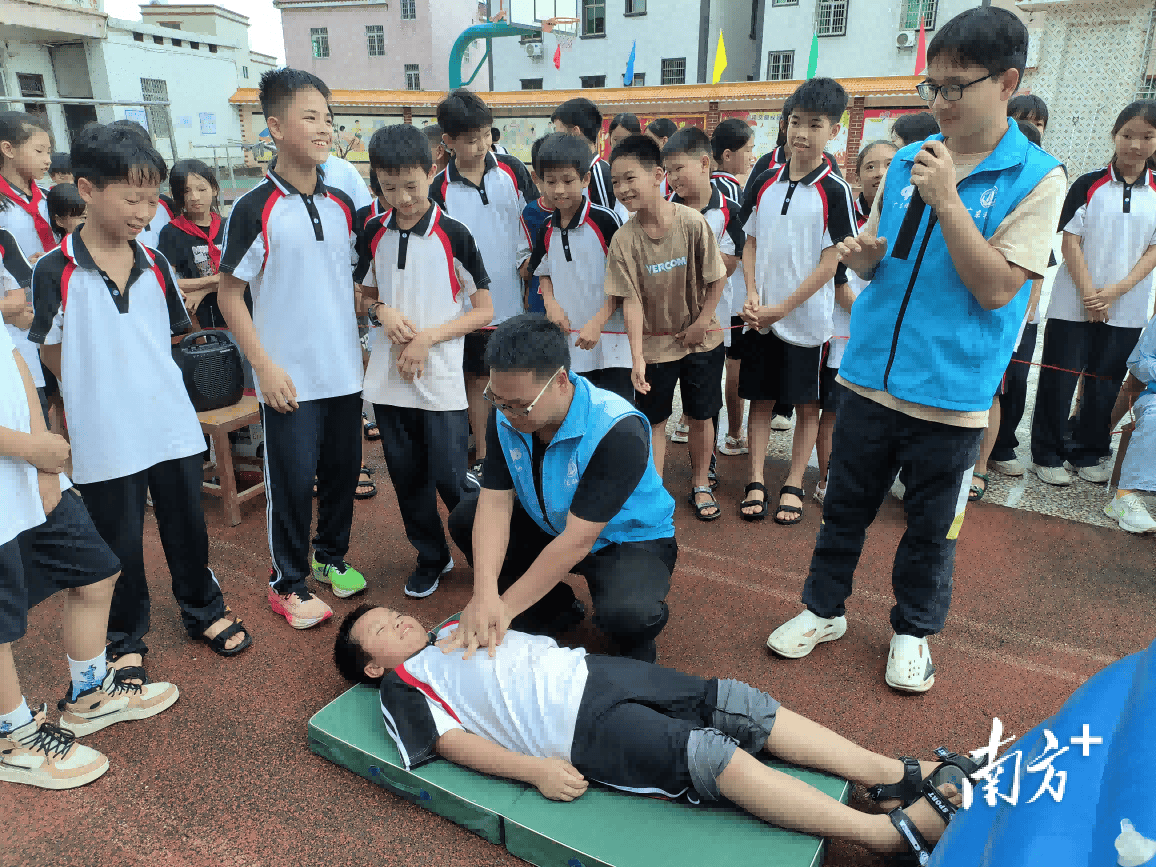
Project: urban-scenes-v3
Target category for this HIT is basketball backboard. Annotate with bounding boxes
[501,0,579,29]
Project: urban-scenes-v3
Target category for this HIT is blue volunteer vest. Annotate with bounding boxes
[495,374,675,549]
[840,118,1061,411]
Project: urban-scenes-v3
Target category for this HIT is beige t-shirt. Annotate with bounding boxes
[841,151,1066,428]
[605,204,728,364]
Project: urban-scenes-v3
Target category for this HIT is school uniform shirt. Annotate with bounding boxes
[519,198,552,314]
[588,154,618,215]
[0,183,53,389]
[743,147,841,212]
[711,171,743,203]
[1047,164,1156,329]
[157,215,228,328]
[828,194,871,369]
[669,188,745,348]
[604,204,728,364]
[379,621,589,770]
[529,196,629,373]
[28,234,205,484]
[431,152,537,326]
[219,167,363,405]
[1,229,35,373]
[353,198,389,283]
[745,159,858,347]
[711,171,751,320]
[137,194,175,250]
[361,202,490,411]
[322,154,374,212]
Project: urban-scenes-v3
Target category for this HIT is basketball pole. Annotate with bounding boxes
[449,18,541,89]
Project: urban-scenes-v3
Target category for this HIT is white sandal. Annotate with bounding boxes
[885,634,936,693]
[719,434,749,455]
[670,422,690,444]
[766,609,847,659]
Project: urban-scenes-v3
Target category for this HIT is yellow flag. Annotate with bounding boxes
[712,30,727,84]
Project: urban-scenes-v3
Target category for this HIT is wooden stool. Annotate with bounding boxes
[198,395,265,526]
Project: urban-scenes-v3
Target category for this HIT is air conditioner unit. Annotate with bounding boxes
[527,41,543,57]
[896,30,917,48]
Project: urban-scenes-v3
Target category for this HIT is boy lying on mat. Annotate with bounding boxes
[334,605,973,862]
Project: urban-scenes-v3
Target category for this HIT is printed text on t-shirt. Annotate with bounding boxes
[645,256,688,275]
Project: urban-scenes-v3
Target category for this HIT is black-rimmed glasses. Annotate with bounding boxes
[916,72,995,103]
[483,367,564,418]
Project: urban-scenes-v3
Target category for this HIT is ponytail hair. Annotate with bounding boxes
[1110,100,1156,171]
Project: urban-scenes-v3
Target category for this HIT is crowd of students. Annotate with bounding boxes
[0,7,1154,860]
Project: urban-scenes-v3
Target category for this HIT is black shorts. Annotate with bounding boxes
[463,329,491,377]
[40,363,59,398]
[725,316,750,361]
[582,367,635,404]
[635,345,725,425]
[820,365,843,412]
[738,330,825,406]
[0,488,121,644]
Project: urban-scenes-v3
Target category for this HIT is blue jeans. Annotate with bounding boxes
[801,389,982,637]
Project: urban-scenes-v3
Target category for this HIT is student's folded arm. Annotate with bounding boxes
[1061,232,1095,296]
[421,286,493,347]
[1108,243,1156,301]
[781,246,841,315]
[435,729,543,787]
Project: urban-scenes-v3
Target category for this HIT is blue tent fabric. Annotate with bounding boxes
[930,637,1156,866]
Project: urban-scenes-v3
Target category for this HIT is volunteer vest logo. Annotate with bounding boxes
[510,448,522,462]
[901,184,915,200]
[646,256,688,275]
[565,457,580,488]
[980,187,998,209]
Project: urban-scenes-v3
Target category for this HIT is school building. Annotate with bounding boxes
[0,0,276,159]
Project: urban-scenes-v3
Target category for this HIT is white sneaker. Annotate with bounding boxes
[1034,464,1071,486]
[1073,462,1112,484]
[770,414,792,431]
[890,477,906,500]
[1105,493,1156,534]
[0,705,109,789]
[990,458,1024,477]
[767,609,847,659]
[885,634,935,693]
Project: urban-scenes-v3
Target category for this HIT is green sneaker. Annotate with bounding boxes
[311,559,367,598]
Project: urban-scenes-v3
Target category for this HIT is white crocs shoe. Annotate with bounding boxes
[885,634,936,693]
[767,609,847,659]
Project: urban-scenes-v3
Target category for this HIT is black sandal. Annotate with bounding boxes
[363,412,381,441]
[887,767,961,865]
[355,467,377,500]
[197,615,252,657]
[688,485,721,521]
[773,485,805,526]
[740,482,768,521]
[708,453,718,490]
[869,750,987,809]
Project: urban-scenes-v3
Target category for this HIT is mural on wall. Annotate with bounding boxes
[596,115,708,160]
[331,116,404,162]
[860,108,927,148]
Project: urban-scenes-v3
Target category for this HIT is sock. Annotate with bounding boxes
[0,697,34,735]
[68,651,107,701]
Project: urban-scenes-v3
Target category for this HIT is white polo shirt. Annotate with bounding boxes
[138,194,175,251]
[431,152,536,326]
[397,623,589,763]
[322,155,374,212]
[530,196,629,373]
[670,187,745,347]
[1047,164,1156,329]
[361,202,490,411]
[711,171,743,203]
[220,167,363,404]
[745,159,858,347]
[28,233,205,484]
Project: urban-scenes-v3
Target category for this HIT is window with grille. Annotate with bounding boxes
[661,58,686,85]
[17,73,46,116]
[366,25,385,56]
[625,0,646,14]
[900,0,936,30]
[140,78,170,138]
[1138,76,1156,100]
[310,27,329,58]
[766,50,794,81]
[816,0,848,36]
[405,63,421,90]
[583,0,606,36]
[401,0,416,20]
[242,65,249,79]
[625,71,645,86]
[581,75,606,88]
[522,78,544,89]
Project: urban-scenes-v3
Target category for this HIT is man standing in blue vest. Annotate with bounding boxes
[766,7,1066,692]
[446,315,676,663]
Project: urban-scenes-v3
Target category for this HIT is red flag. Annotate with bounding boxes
[914,15,927,76]
[553,43,562,70]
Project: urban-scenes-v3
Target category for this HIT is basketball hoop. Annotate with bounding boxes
[543,16,579,51]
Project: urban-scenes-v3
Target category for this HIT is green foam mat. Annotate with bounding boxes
[309,685,850,867]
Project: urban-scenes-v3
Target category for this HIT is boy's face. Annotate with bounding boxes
[353,607,429,677]
[268,87,333,167]
[609,125,633,151]
[722,140,755,175]
[531,170,555,209]
[923,57,1016,142]
[376,165,435,220]
[787,110,838,165]
[665,151,711,200]
[444,127,490,168]
[78,178,160,242]
[51,171,74,186]
[541,166,589,215]
[611,154,663,214]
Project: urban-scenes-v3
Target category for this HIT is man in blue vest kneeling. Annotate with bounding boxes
[446,314,676,663]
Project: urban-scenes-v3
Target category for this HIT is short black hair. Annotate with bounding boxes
[788,77,847,123]
[646,118,678,140]
[609,113,641,136]
[611,134,663,171]
[551,97,603,144]
[537,133,591,177]
[891,111,940,146]
[1007,94,1048,128]
[711,118,753,162]
[484,313,571,378]
[855,139,897,175]
[334,604,378,684]
[926,6,1029,84]
[491,126,502,143]
[369,169,382,197]
[530,134,551,176]
[437,89,493,138]
[258,67,331,121]
[109,118,153,144]
[422,122,444,148]
[71,123,167,190]
[663,126,711,160]
[368,124,433,175]
[46,183,85,233]
[168,159,220,216]
[49,152,72,175]
[1016,119,1042,147]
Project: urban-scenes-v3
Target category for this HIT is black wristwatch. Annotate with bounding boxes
[367,302,383,328]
